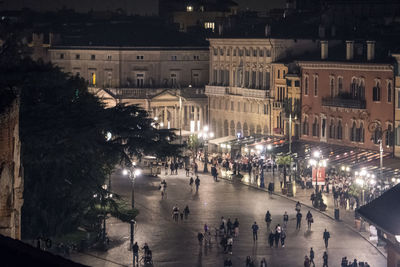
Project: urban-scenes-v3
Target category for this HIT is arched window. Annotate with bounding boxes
[330,77,335,97]
[236,122,242,136]
[350,121,357,141]
[312,117,319,137]
[250,124,255,136]
[224,120,229,136]
[303,117,309,135]
[358,122,364,143]
[359,78,365,100]
[351,77,357,98]
[387,81,392,103]
[337,77,343,94]
[329,119,335,139]
[243,122,249,136]
[386,124,393,147]
[304,76,309,95]
[230,121,235,136]
[337,120,342,140]
[373,80,381,101]
[314,76,318,96]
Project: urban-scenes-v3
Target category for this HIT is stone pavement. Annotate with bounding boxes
[69,167,386,267]
[217,165,387,258]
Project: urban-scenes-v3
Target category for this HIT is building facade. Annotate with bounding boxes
[48,45,210,135]
[392,54,400,158]
[206,38,319,141]
[298,41,395,153]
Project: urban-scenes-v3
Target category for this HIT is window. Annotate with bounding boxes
[192,73,199,86]
[171,55,177,61]
[338,77,343,93]
[243,103,247,112]
[231,101,234,111]
[170,73,177,87]
[106,71,112,87]
[259,49,264,57]
[373,80,381,101]
[330,78,335,97]
[220,48,224,56]
[59,53,64,59]
[396,125,400,146]
[358,122,364,143]
[263,104,268,115]
[239,49,243,56]
[90,72,96,85]
[186,5,193,12]
[136,73,144,88]
[266,49,271,57]
[137,55,144,60]
[386,124,393,147]
[251,71,256,88]
[258,71,263,89]
[204,22,215,31]
[277,70,280,79]
[225,100,229,110]
[75,54,80,60]
[233,48,237,56]
[329,119,335,139]
[213,48,218,56]
[283,70,286,77]
[304,76,309,95]
[303,117,309,135]
[314,76,318,96]
[387,81,392,103]
[246,49,250,56]
[91,54,95,60]
[227,49,230,56]
[337,121,343,140]
[106,55,111,60]
[312,117,319,137]
[237,101,241,112]
[350,121,357,141]
[253,49,257,57]
[295,80,300,87]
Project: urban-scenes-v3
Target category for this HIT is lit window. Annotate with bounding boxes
[186,5,193,12]
[204,22,215,31]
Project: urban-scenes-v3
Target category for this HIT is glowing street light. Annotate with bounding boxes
[123,167,141,209]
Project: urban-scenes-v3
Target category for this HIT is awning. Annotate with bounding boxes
[209,136,237,145]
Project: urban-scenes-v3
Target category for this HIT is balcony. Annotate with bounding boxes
[205,85,270,99]
[322,97,366,109]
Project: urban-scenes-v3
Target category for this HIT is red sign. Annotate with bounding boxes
[312,167,326,185]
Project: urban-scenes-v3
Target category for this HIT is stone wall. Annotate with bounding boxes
[0,98,23,239]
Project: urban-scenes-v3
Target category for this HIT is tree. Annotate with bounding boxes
[187,134,200,162]
[276,155,292,187]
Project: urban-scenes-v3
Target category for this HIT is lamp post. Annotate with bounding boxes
[355,169,375,206]
[308,151,327,194]
[368,121,391,184]
[198,125,214,173]
[123,168,141,209]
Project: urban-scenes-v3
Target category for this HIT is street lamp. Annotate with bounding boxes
[355,169,376,206]
[123,168,141,209]
[198,125,214,173]
[308,151,327,194]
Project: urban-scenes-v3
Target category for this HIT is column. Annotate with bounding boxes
[194,105,198,131]
[199,106,203,129]
[256,70,259,89]
[164,106,167,127]
[173,106,177,128]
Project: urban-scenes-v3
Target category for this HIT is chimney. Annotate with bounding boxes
[318,24,325,39]
[265,24,271,37]
[367,41,375,61]
[346,40,354,60]
[320,40,328,60]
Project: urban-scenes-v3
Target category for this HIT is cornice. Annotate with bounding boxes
[297,61,393,71]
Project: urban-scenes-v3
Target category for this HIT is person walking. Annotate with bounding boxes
[132,242,139,266]
[280,230,286,247]
[251,222,259,242]
[246,256,251,267]
[195,176,200,191]
[260,258,267,267]
[306,211,313,230]
[211,165,218,181]
[323,229,330,248]
[322,251,328,267]
[296,211,302,229]
[265,211,272,229]
[220,235,227,253]
[174,162,179,174]
[295,201,301,213]
[183,205,190,219]
[170,163,174,175]
[189,177,194,190]
[309,247,315,267]
[185,166,190,177]
[283,211,289,228]
[268,231,274,248]
[197,232,204,245]
[233,218,240,237]
[172,205,179,222]
[274,225,281,248]
[227,235,233,254]
[227,218,233,235]
[304,255,310,267]
[204,223,209,233]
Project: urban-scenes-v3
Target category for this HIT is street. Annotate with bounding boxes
[71,168,386,267]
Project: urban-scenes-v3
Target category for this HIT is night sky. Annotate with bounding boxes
[0,0,285,15]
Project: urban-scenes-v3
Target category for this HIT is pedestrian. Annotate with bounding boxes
[220,235,227,253]
[195,176,200,191]
[227,218,233,235]
[251,222,259,242]
[227,235,233,254]
[183,205,190,219]
[323,229,330,248]
[260,258,267,267]
[233,218,240,237]
[265,210,272,229]
[180,212,184,220]
[306,211,313,230]
[221,216,227,233]
[132,242,139,266]
[296,211,302,229]
[274,224,281,247]
[185,166,190,176]
[304,255,310,267]
[204,223,209,233]
[194,162,198,174]
[211,165,218,181]
[309,247,315,267]
[283,211,289,228]
[197,232,204,244]
[280,230,286,247]
[164,162,168,175]
[295,201,301,212]
[189,176,194,190]
[172,204,179,221]
[268,231,274,248]
[322,251,328,267]
[170,163,174,175]
[174,162,179,174]
[246,256,251,267]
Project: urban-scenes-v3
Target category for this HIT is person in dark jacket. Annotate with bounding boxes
[322,251,328,267]
[309,247,315,267]
[265,211,272,229]
[251,222,259,242]
[323,229,330,248]
[296,211,302,229]
[268,231,274,248]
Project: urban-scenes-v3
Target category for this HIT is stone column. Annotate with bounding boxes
[164,106,167,127]
[173,106,177,128]
[194,105,198,131]
[199,106,203,129]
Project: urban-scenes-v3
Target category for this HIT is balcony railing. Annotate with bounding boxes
[205,85,270,98]
[322,97,366,109]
